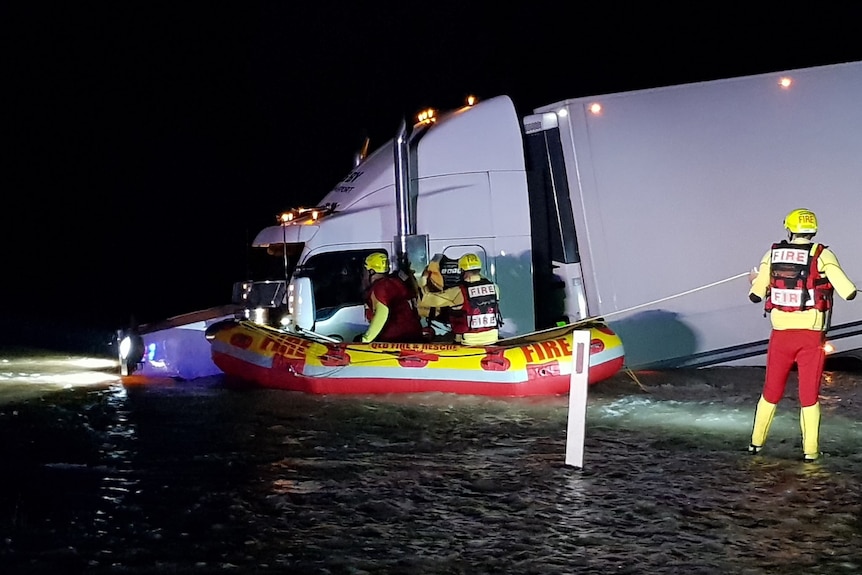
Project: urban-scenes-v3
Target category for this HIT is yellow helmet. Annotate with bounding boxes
[784,208,818,235]
[458,253,482,272]
[364,252,390,274]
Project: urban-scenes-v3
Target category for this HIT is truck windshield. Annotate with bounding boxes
[243,242,303,283]
[299,249,383,311]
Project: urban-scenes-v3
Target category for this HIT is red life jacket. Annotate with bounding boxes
[765,241,833,313]
[450,278,500,335]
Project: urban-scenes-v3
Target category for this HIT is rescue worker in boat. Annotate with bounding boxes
[418,253,501,346]
[358,252,424,343]
[748,208,857,462]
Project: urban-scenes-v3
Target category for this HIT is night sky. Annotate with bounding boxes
[4,3,861,352]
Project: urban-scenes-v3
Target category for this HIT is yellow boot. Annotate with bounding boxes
[749,395,777,454]
[800,403,822,462]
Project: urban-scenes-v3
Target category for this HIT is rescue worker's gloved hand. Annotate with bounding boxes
[749,293,762,303]
[748,267,759,285]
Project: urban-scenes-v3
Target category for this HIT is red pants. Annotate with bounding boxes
[762,329,825,407]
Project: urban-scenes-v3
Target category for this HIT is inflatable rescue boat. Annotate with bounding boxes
[206,318,625,397]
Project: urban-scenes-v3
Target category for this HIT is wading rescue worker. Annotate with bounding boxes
[359,252,424,343]
[747,208,857,462]
[418,253,501,346]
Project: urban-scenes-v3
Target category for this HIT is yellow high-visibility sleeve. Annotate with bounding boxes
[362,301,390,342]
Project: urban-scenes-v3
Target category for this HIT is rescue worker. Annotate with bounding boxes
[359,252,424,343]
[418,253,501,346]
[748,208,857,462]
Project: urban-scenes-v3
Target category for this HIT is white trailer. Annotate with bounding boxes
[523,60,862,368]
[119,60,862,377]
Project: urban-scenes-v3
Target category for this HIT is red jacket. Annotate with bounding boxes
[365,275,423,342]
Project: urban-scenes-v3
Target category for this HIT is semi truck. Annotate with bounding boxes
[119,59,862,378]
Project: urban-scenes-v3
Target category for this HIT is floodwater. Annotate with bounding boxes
[1,347,862,574]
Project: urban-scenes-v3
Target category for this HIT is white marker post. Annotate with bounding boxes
[565,329,591,468]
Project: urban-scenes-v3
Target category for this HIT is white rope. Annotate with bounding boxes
[294,326,342,343]
[601,271,751,320]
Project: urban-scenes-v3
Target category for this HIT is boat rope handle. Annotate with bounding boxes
[600,271,751,320]
[341,346,490,359]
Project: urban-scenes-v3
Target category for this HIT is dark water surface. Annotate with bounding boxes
[1,348,862,574]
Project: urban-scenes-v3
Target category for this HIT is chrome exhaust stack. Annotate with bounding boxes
[393,118,428,278]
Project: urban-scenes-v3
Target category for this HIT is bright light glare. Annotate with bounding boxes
[417,108,436,124]
[589,103,602,115]
[63,372,122,386]
[288,283,296,314]
[779,76,793,89]
[0,352,123,404]
[119,336,132,360]
[57,357,119,369]
[0,355,118,370]
[0,369,120,387]
[251,308,267,324]
[824,341,835,354]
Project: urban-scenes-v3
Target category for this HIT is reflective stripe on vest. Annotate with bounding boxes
[765,242,833,313]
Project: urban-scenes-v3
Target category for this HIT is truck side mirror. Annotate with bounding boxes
[288,277,316,331]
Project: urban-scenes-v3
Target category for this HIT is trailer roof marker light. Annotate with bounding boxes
[778,76,793,89]
[557,107,568,117]
[466,95,478,106]
[588,102,603,115]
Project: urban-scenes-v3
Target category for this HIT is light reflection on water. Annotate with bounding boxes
[0,349,121,404]
[0,348,861,573]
